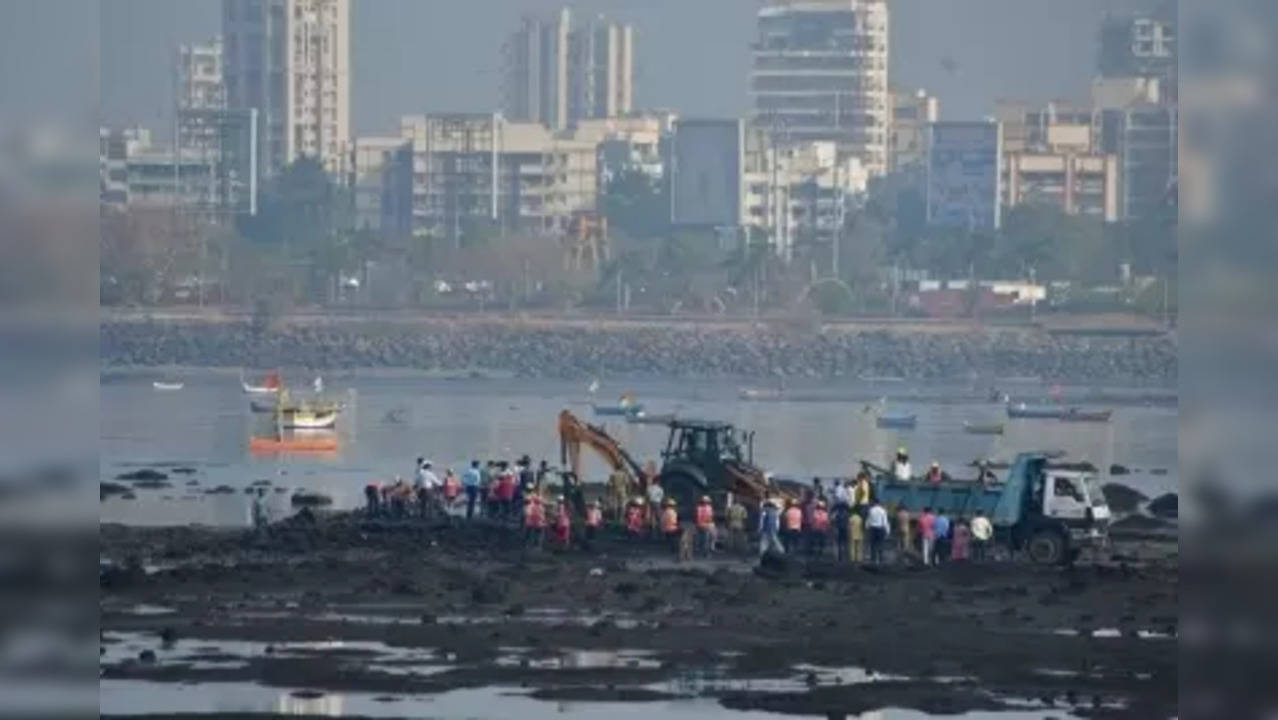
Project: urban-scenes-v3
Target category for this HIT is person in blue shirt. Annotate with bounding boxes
[933,510,952,565]
[758,497,784,557]
[462,460,482,520]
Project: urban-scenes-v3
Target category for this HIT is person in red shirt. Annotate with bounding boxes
[782,499,804,554]
[917,507,937,566]
[625,498,645,538]
[661,499,681,554]
[496,465,517,522]
[583,500,603,551]
[442,469,461,514]
[926,462,945,485]
[523,494,546,548]
[694,496,716,556]
[809,500,831,558]
[552,496,572,549]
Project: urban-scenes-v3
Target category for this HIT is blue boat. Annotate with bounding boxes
[876,414,917,430]
[1006,403,1066,420]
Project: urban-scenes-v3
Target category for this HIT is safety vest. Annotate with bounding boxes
[443,475,460,499]
[784,506,803,531]
[525,501,546,528]
[695,503,714,529]
[811,508,830,532]
[661,507,680,533]
[585,507,603,528]
[555,508,571,530]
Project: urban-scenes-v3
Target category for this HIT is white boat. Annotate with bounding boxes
[152,381,184,391]
[241,370,282,395]
[281,409,339,430]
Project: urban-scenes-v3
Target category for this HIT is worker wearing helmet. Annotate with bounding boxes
[926,461,944,485]
[782,499,804,554]
[661,498,681,552]
[583,500,603,551]
[625,498,645,537]
[724,493,748,554]
[552,496,572,549]
[809,499,830,558]
[523,494,546,549]
[757,496,784,557]
[646,479,665,537]
[695,496,716,556]
[893,448,912,483]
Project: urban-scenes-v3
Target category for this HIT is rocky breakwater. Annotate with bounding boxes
[100,319,1176,382]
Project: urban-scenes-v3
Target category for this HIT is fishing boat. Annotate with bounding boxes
[241,370,282,395]
[249,433,338,453]
[1059,408,1113,423]
[627,411,676,425]
[280,408,339,430]
[876,413,917,430]
[152,381,184,391]
[738,387,783,401]
[963,421,1005,435]
[593,393,643,417]
[1006,403,1066,420]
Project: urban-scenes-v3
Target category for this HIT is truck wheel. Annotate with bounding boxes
[1027,530,1065,565]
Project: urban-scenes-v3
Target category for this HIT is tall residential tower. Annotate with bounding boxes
[222,0,350,178]
[751,0,889,176]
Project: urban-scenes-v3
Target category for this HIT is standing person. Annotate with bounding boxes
[812,478,827,504]
[536,459,551,489]
[809,500,830,558]
[496,463,517,521]
[893,448,912,483]
[583,500,603,551]
[416,461,441,519]
[482,461,498,518]
[758,497,784,557]
[552,496,572,549]
[413,458,428,516]
[364,481,381,517]
[833,477,852,513]
[442,468,461,516]
[724,494,748,554]
[694,496,716,556]
[523,494,546,549]
[646,479,665,537]
[853,471,873,519]
[782,499,803,554]
[661,499,681,554]
[625,498,645,538]
[970,511,993,562]
[951,516,971,561]
[849,509,865,563]
[608,468,630,522]
[933,509,952,565]
[866,501,890,565]
[926,461,945,485]
[462,461,482,520]
[250,488,270,538]
[389,476,408,518]
[832,494,851,562]
[895,505,913,558]
[918,507,937,566]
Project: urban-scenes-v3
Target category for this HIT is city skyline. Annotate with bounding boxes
[100,0,1165,142]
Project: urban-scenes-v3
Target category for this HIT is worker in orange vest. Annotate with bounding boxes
[809,500,831,558]
[523,494,546,549]
[694,496,716,556]
[660,498,681,553]
[583,500,603,551]
[625,498,645,538]
[552,496,572,549]
[782,499,804,554]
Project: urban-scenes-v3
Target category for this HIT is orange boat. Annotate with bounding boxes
[249,434,339,453]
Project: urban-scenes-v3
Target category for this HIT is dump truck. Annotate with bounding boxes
[863,452,1112,564]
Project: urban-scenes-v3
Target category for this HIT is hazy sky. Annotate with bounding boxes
[99,0,1163,140]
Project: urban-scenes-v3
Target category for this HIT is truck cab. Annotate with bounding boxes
[1008,461,1111,564]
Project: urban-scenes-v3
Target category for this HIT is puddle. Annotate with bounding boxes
[495,648,661,670]
[1051,627,1175,640]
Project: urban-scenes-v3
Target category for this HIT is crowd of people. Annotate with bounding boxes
[347,450,997,566]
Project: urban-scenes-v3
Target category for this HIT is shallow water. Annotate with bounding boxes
[100,372,1176,527]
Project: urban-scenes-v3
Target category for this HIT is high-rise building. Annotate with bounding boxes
[502,8,635,130]
[570,15,635,123]
[222,0,350,178]
[177,38,225,112]
[502,8,571,130]
[1098,6,1176,101]
[751,0,889,177]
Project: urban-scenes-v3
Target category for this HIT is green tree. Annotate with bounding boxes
[602,169,668,240]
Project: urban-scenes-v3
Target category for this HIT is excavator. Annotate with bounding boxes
[558,409,793,519]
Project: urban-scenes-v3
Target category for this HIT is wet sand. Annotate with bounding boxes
[101,514,1177,718]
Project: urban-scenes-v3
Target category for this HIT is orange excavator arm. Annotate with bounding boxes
[558,410,647,490]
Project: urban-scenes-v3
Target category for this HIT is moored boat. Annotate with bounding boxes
[963,421,1005,435]
[876,414,917,430]
[1059,408,1113,423]
[152,381,184,391]
[1006,403,1066,420]
[281,409,339,430]
[249,433,338,453]
[241,370,282,395]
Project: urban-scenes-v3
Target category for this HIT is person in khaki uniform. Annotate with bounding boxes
[849,510,865,562]
[724,493,748,553]
[607,468,630,522]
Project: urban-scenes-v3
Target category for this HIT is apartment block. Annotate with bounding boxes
[382,114,598,243]
[888,88,938,174]
[222,0,350,178]
[751,0,889,177]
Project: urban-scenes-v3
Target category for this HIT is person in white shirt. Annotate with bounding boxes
[893,448,912,483]
[866,502,891,564]
[416,459,441,518]
[969,511,993,562]
[646,480,665,536]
